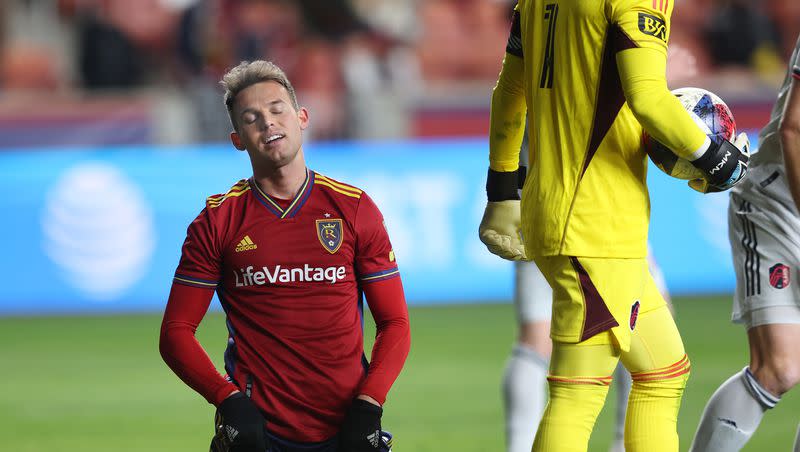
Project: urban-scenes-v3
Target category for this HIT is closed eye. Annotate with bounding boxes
[242,111,259,124]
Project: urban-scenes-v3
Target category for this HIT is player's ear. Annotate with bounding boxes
[230,131,246,151]
[298,107,309,131]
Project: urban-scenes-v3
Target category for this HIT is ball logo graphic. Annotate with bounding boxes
[41,162,155,301]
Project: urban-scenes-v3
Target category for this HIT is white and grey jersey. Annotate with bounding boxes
[751,36,800,167]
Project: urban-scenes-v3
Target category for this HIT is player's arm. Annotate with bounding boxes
[779,53,800,212]
[481,4,528,260]
[612,1,748,192]
[339,277,409,452]
[160,283,239,403]
[161,207,267,450]
[359,276,411,403]
[489,6,526,173]
[341,194,411,451]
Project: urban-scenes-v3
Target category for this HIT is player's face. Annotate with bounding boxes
[230,81,309,170]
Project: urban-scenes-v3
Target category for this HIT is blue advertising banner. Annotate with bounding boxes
[0,136,756,315]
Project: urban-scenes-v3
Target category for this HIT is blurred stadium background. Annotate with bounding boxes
[1,0,799,450]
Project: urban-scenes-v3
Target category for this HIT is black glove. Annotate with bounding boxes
[689,133,750,193]
[210,392,268,452]
[338,399,384,452]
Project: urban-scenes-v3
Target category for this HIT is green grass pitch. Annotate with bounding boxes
[0,295,797,451]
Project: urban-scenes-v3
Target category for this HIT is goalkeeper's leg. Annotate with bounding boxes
[622,304,690,452]
[532,332,619,452]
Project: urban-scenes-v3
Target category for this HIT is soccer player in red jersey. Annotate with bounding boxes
[159,60,410,452]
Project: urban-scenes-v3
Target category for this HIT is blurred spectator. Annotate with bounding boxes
[1,43,61,92]
[764,0,800,58]
[350,0,418,43]
[297,0,369,41]
[669,0,714,79]
[705,0,784,79]
[293,38,346,139]
[71,0,181,89]
[416,0,508,83]
[2,0,800,147]
[0,1,73,94]
[416,0,471,82]
[78,12,146,88]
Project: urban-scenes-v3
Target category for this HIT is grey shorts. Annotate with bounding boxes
[729,185,800,325]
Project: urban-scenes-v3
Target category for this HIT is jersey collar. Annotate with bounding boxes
[249,168,315,219]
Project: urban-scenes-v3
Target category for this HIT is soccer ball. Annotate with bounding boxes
[642,87,737,180]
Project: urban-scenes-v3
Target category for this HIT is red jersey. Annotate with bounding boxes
[172,169,403,442]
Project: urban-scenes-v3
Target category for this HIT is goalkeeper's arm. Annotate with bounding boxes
[480,8,528,261]
[617,47,749,192]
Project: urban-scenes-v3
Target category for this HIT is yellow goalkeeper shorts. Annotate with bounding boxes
[532,255,667,352]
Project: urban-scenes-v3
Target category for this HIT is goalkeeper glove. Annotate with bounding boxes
[689,132,750,193]
[210,392,269,452]
[479,168,527,261]
[339,398,386,452]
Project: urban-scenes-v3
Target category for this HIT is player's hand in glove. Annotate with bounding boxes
[689,132,750,193]
[210,392,269,452]
[480,200,526,260]
[339,398,384,452]
[479,168,527,260]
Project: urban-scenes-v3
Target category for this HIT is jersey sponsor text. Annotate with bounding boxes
[234,264,347,286]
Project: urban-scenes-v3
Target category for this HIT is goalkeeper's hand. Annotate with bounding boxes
[479,168,527,261]
[689,132,750,194]
[210,392,269,452]
[480,200,526,260]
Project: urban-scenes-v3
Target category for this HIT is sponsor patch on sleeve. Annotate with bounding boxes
[638,12,667,42]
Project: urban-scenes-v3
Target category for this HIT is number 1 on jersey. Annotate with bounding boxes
[540,3,559,89]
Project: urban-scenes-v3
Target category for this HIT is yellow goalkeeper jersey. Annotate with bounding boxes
[490,0,708,258]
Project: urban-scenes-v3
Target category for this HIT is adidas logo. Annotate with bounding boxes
[225,425,239,441]
[235,235,257,252]
[367,431,381,448]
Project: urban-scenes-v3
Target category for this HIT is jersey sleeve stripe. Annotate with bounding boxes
[207,186,250,208]
[208,181,249,200]
[359,267,400,283]
[174,274,219,288]
[316,180,362,198]
[315,175,363,195]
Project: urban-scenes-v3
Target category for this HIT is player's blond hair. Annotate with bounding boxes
[220,60,299,129]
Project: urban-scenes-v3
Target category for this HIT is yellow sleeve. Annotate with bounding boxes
[489,53,527,172]
[610,0,707,158]
[488,3,527,172]
[608,0,671,53]
[617,47,707,158]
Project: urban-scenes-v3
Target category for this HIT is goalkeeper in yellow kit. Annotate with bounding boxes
[479,1,750,451]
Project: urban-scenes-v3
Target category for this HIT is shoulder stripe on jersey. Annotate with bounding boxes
[208,181,250,208]
[651,0,669,13]
[359,267,400,283]
[208,180,249,199]
[315,174,362,195]
[208,180,248,197]
[174,273,219,288]
[316,180,362,198]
